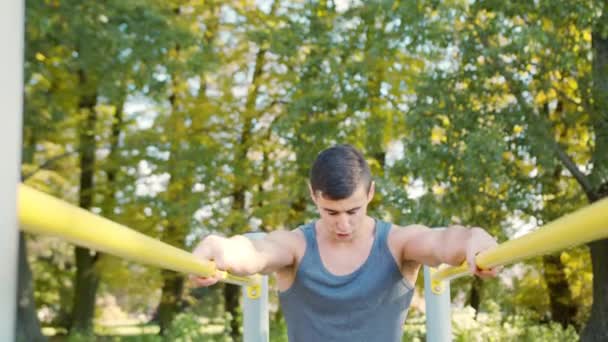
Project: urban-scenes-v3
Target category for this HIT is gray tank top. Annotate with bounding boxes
[279,219,414,342]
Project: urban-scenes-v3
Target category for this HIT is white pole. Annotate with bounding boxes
[424,266,452,342]
[242,232,269,342]
[0,0,25,340]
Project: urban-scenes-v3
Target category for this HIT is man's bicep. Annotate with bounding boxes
[253,230,300,273]
[398,225,444,266]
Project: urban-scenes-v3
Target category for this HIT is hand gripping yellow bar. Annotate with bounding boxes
[433,197,608,283]
[18,184,259,287]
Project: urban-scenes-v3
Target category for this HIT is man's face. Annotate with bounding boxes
[310,182,375,242]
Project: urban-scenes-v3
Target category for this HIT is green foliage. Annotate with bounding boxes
[23,0,607,337]
[163,313,209,341]
[29,237,75,327]
[67,331,96,342]
[402,305,578,342]
[96,255,162,317]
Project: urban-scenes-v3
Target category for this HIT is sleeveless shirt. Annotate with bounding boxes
[279,219,414,342]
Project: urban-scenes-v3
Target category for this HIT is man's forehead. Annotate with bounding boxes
[316,189,367,208]
[314,184,369,199]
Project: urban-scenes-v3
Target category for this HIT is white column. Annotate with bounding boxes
[424,266,452,342]
[0,0,25,340]
[242,232,269,342]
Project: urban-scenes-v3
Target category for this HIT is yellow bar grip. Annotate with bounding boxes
[433,197,608,282]
[18,184,258,287]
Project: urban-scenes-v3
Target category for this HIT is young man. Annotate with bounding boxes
[192,144,498,341]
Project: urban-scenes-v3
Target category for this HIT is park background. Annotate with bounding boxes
[17,0,608,341]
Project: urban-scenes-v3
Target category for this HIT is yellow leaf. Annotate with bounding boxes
[583,30,592,43]
[35,52,46,61]
[516,160,534,175]
[534,91,547,105]
[432,184,446,195]
[513,125,524,134]
[580,130,589,145]
[566,77,578,90]
[560,251,571,263]
[502,151,514,161]
[431,126,447,145]
[542,18,554,32]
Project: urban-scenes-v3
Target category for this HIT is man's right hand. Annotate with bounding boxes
[189,234,263,287]
[189,272,222,287]
[189,234,227,287]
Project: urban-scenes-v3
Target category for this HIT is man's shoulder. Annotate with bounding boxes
[268,227,305,240]
[387,223,432,246]
[266,227,306,251]
[387,222,429,233]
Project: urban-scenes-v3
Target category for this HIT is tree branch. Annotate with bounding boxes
[22,151,79,181]
[492,60,596,199]
[550,139,595,198]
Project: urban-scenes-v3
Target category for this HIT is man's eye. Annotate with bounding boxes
[347,210,357,215]
[328,212,338,216]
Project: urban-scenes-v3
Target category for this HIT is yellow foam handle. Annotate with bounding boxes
[18,184,258,286]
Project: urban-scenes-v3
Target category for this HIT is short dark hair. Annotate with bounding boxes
[309,144,372,200]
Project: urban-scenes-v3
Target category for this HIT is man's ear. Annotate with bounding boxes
[367,181,375,203]
[308,183,317,204]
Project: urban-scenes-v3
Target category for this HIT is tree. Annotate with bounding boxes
[399,0,607,337]
[23,0,187,334]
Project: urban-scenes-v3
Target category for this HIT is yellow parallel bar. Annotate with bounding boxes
[18,184,258,287]
[433,197,608,282]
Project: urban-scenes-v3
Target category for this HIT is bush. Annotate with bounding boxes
[163,313,211,342]
[402,303,578,342]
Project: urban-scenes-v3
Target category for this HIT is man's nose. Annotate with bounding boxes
[336,214,350,229]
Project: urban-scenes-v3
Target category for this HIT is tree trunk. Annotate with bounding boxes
[70,69,99,333]
[222,19,273,338]
[16,234,46,342]
[542,254,578,330]
[225,185,246,341]
[581,183,608,341]
[224,283,241,340]
[581,239,608,341]
[156,70,191,334]
[581,8,608,339]
[17,126,46,341]
[540,167,578,329]
[467,276,481,316]
[71,247,100,333]
[101,93,124,216]
[157,269,185,335]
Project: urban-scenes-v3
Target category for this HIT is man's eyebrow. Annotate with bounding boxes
[322,206,361,213]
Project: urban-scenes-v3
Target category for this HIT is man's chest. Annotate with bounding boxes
[317,240,374,276]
